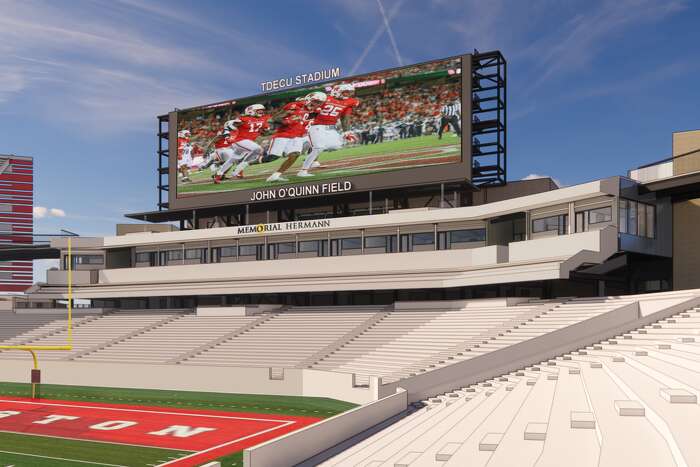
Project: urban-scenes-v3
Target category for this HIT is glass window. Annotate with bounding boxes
[588,207,612,224]
[449,229,486,243]
[184,249,203,260]
[638,204,647,237]
[299,240,320,253]
[646,204,655,239]
[74,255,104,265]
[219,246,237,257]
[628,201,638,236]
[619,199,628,234]
[239,245,258,256]
[276,242,296,254]
[341,237,362,250]
[135,252,152,263]
[412,232,434,246]
[532,215,567,234]
[166,250,182,261]
[364,236,387,249]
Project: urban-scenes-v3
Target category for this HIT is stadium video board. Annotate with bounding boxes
[169,54,471,209]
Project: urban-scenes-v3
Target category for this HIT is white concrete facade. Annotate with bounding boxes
[31,178,634,301]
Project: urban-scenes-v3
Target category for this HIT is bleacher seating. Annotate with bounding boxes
[320,296,700,466]
[182,306,386,368]
[0,312,178,360]
[312,303,546,382]
[78,313,265,364]
[0,314,96,347]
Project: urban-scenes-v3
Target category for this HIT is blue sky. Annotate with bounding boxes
[1,0,699,246]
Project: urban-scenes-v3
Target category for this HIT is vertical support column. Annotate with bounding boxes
[369,191,373,215]
[568,202,576,234]
[525,211,531,240]
[67,237,73,346]
[440,183,445,208]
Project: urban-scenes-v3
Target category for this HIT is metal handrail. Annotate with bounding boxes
[635,147,700,170]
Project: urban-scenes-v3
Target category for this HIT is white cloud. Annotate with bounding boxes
[33,206,47,218]
[0,0,317,132]
[522,173,563,188]
[34,206,66,218]
[49,208,66,217]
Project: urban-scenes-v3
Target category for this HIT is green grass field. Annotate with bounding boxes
[178,134,461,194]
[0,382,356,467]
[0,431,189,467]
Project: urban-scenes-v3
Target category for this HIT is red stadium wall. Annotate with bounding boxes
[0,156,33,292]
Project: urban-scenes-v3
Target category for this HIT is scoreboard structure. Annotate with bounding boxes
[134,51,506,229]
[0,155,34,292]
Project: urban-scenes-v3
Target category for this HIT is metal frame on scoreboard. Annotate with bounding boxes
[471,50,507,186]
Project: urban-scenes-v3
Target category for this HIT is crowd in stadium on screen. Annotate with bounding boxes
[177,59,461,166]
[347,82,459,139]
[358,57,461,81]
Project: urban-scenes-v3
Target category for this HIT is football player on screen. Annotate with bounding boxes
[201,120,240,182]
[207,104,271,184]
[177,129,193,182]
[297,83,359,177]
[266,92,326,183]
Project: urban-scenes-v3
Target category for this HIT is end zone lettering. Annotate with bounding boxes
[250,181,352,202]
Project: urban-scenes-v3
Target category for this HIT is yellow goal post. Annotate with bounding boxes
[0,237,74,397]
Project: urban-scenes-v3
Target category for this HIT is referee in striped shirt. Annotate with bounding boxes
[438,99,461,139]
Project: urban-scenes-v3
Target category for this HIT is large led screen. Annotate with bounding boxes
[171,54,469,208]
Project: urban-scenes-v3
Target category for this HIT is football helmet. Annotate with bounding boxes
[178,129,191,138]
[331,83,355,99]
[244,104,266,117]
[223,119,240,131]
[304,91,327,107]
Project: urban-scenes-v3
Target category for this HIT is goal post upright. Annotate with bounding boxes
[0,237,75,398]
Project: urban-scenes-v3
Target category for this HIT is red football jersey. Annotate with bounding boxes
[234,115,271,142]
[313,96,359,125]
[273,102,313,138]
[213,129,238,149]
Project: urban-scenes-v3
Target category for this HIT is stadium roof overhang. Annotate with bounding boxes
[0,244,61,261]
[125,204,244,223]
[641,170,700,199]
